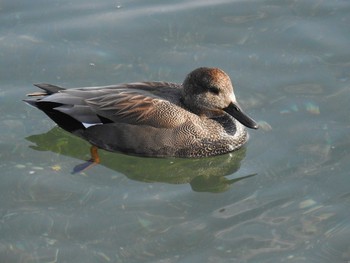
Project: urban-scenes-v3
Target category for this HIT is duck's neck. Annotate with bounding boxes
[180,96,202,116]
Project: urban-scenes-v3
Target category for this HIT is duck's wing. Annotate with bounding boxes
[83,82,191,128]
[25,82,193,130]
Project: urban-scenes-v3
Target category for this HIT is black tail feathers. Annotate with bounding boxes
[33,83,65,95]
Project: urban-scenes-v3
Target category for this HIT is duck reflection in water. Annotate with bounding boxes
[26,128,256,193]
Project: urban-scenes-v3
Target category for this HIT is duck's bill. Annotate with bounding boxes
[224,102,259,129]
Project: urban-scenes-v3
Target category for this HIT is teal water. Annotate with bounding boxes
[1,0,350,262]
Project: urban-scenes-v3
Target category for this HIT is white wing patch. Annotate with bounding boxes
[81,122,102,128]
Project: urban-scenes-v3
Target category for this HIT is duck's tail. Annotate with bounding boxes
[26,83,66,97]
[23,83,86,133]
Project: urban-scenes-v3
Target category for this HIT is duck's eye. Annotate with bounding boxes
[208,86,220,95]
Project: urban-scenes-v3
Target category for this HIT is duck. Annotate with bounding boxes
[24,67,258,161]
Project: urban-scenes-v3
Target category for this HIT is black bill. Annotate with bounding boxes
[223,102,259,129]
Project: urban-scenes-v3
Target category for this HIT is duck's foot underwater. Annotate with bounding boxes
[72,146,101,174]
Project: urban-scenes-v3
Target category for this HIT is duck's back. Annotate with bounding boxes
[25,82,186,132]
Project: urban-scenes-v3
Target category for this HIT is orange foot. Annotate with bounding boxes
[72,146,101,174]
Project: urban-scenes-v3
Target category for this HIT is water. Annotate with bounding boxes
[1,0,350,262]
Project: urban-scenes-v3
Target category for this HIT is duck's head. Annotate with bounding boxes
[182,67,258,129]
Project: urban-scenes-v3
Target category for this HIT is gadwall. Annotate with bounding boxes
[24,67,258,159]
